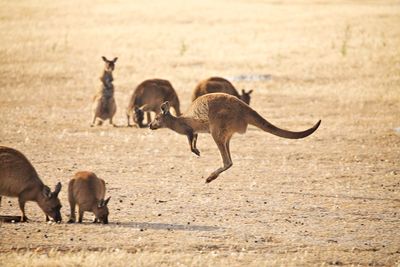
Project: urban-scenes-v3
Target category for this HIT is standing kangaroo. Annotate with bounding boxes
[126,79,181,127]
[68,171,110,224]
[91,56,118,127]
[192,77,253,105]
[0,146,62,222]
[149,93,321,183]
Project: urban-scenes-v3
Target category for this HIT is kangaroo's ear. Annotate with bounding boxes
[98,199,104,208]
[161,101,170,114]
[42,186,52,199]
[101,56,108,62]
[113,57,118,63]
[104,196,111,206]
[247,89,253,95]
[242,89,245,94]
[53,182,62,197]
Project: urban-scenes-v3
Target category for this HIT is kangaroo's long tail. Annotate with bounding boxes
[247,109,321,139]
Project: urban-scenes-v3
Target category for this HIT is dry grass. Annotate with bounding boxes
[1,0,400,266]
[0,249,350,267]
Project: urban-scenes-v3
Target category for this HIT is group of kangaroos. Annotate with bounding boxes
[0,56,321,224]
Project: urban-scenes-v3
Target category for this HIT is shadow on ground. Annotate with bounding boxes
[111,221,222,232]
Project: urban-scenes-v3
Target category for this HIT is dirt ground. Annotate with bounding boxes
[0,0,399,266]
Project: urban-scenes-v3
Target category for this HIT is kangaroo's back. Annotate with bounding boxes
[69,171,105,206]
[192,77,240,102]
[129,79,180,113]
[0,146,43,196]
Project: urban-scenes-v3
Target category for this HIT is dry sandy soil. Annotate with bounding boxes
[0,0,399,266]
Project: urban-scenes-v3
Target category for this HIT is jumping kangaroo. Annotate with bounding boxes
[91,56,118,127]
[126,79,181,127]
[192,77,253,105]
[149,93,321,183]
[0,146,62,222]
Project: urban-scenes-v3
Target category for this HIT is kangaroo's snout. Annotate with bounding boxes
[53,211,62,223]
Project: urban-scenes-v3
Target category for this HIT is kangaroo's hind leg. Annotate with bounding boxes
[18,198,28,222]
[91,114,97,127]
[78,208,84,223]
[109,98,117,127]
[68,199,76,223]
[206,130,233,183]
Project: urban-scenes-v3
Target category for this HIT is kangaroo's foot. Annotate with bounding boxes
[67,218,76,224]
[191,148,200,157]
[138,123,149,128]
[206,172,219,183]
[205,164,232,183]
[21,215,29,222]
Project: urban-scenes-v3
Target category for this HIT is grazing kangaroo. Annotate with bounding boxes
[149,93,321,183]
[0,146,62,222]
[68,171,110,224]
[192,77,253,105]
[91,56,118,127]
[126,79,181,127]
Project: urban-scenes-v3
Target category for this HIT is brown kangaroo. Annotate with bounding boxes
[68,171,110,224]
[91,56,118,127]
[192,77,253,105]
[149,93,321,183]
[0,146,62,222]
[126,79,181,127]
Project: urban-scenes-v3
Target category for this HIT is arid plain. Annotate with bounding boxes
[0,0,399,266]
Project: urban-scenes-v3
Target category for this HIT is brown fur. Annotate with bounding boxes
[192,77,253,105]
[149,93,321,183]
[91,56,118,127]
[68,171,110,224]
[126,79,181,127]
[0,146,62,222]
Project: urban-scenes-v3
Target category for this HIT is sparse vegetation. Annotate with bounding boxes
[179,40,188,56]
[341,24,351,56]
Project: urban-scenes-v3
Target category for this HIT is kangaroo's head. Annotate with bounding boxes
[37,182,62,223]
[149,101,172,130]
[93,196,111,224]
[240,89,253,105]
[102,56,118,72]
[133,106,145,127]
